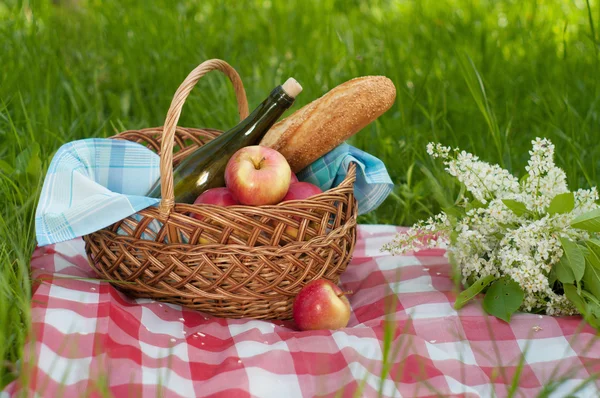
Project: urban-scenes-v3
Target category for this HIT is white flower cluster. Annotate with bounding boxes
[521,138,569,212]
[385,138,600,316]
[427,142,521,204]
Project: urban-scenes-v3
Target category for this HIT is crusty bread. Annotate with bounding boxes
[259,76,396,172]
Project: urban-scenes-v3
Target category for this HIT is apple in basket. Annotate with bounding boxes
[281,182,323,239]
[191,187,239,220]
[225,146,292,206]
[190,187,240,244]
[282,182,322,201]
[293,279,351,331]
[290,171,299,183]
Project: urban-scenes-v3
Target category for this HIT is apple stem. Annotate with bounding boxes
[253,157,267,170]
[337,290,353,298]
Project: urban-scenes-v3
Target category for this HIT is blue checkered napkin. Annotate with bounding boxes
[297,143,394,215]
[35,139,161,246]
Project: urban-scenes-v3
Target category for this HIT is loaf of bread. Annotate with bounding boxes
[259,76,396,172]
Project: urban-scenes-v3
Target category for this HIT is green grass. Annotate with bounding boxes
[1,0,599,393]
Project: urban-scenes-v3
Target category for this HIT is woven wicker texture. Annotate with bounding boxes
[83,59,357,319]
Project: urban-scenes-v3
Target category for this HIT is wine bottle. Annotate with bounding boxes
[147,78,303,203]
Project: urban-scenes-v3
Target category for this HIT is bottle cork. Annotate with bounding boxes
[282,78,303,98]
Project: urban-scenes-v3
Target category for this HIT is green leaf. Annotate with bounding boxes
[502,199,529,217]
[497,222,516,230]
[584,310,600,332]
[442,206,465,218]
[547,192,575,215]
[482,277,524,323]
[563,284,587,315]
[14,143,42,178]
[447,251,462,287]
[554,257,575,284]
[580,244,590,257]
[566,286,600,331]
[579,291,600,330]
[548,266,558,286]
[26,143,42,178]
[581,290,600,308]
[559,237,586,282]
[585,242,600,270]
[571,208,600,232]
[449,230,459,245]
[454,274,496,310]
[15,149,30,175]
[465,199,486,212]
[583,259,600,299]
[585,239,600,268]
[519,173,529,185]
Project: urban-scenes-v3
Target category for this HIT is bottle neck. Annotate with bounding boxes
[231,85,295,138]
[267,86,295,107]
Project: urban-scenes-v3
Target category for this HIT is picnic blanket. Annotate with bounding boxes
[3,225,600,397]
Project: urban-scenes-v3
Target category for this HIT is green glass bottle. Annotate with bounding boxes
[147,78,302,203]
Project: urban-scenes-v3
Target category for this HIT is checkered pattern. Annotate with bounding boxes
[35,139,162,246]
[3,225,600,397]
[298,143,393,215]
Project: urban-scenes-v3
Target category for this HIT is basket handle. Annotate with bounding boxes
[158,59,249,218]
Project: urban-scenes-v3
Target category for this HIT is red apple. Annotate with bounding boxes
[225,146,291,206]
[191,187,239,220]
[189,187,239,243]
[282,182,322,202]
[290,171,299,184]
[280,182,323,240]
[193,187,239,207]
[293,279,351,331]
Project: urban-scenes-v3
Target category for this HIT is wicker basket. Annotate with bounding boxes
[83,59,357,320]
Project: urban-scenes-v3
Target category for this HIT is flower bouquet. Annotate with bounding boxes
[383,138,600,328]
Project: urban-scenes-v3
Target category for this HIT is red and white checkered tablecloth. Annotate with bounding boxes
[3,225,600,397]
